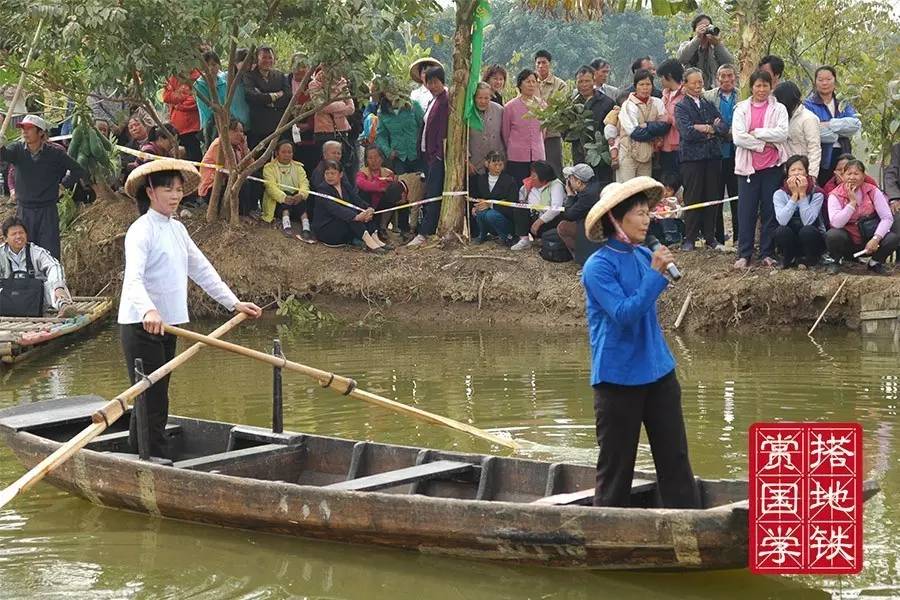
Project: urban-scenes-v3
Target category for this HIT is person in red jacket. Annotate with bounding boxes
[163,71,203,163]
[356,146,405,239]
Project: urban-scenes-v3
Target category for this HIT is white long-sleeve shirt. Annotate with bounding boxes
[0,242,68,310]
[118,209,238,325]
[518,179,566,223]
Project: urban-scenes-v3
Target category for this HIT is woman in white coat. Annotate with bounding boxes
[731,70,789,269]
[773,81,821,178]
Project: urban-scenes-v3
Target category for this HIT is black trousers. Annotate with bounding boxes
[121,324,177,458]
[275,199,308,222]
[18,204,61,259]
[716,156,739,244]
[293,142,319,177]
[418,159,444,236]
[680,159,721,246]
[592,371,699,508]
[180,131,203,164]
[316,218,375,246]
[825,227,900,264]
[775,223,825,267]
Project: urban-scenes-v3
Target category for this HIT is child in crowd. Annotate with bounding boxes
[649,171,685,245]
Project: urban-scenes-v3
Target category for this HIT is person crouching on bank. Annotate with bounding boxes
[581,176,699,508]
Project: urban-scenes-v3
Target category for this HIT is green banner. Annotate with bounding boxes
[463,0,492,132]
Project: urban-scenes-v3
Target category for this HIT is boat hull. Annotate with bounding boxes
[0,426,749,570]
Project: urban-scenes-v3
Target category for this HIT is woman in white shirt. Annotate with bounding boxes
[510,160,566,251]
[119,159,261,458]
[773,81,821,178]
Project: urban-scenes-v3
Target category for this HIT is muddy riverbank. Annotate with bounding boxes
[4,198,897,332]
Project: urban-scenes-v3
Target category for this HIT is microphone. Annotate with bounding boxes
[645,235,682,281]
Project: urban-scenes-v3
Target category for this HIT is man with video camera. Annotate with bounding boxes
[677,14,734,90]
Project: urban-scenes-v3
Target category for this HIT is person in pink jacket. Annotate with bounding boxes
[825,159,898,274]
[501,69,545,187]
[731,70,789,269]
[309,68,356,179]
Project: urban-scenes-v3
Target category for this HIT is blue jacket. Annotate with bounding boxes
[581,239,675,386]
[803,93,859,169]
[674,95,727,163]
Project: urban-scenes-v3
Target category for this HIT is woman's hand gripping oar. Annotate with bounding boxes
[162,324,520,451]
[0,312,251,509]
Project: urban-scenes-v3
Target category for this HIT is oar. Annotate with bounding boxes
[163,324,520,451]
[0,312,248,509]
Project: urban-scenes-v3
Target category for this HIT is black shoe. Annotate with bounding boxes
[827,262,841,275]
[867,261,887,275]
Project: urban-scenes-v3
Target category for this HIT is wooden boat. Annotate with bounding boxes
[0,396,880,570]
[0,296,113,365]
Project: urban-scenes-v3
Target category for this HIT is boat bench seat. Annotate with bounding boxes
[325,460,477,492]
[102,452,173,466]
[89,424,182,446]
[531,478,656,506]
[226,425,305,450]
[173,443,295,471]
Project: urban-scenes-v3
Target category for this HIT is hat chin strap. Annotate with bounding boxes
[608,213,634,245]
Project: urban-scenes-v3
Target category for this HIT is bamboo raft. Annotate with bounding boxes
[0,296,113,365]
[0,396,881,570]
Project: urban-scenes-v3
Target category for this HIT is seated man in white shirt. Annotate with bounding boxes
[0,216,76,317]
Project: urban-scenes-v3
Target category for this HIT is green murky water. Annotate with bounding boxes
[1,319,897,599]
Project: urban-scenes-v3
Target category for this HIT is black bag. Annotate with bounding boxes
[540,229,573,263]
[857,215,880,242]
[0,245,45,317]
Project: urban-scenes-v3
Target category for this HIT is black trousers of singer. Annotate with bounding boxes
[121,324,177,458]
[592,370,699,508]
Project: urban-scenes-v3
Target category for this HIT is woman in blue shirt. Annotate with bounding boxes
[581,176,699,508]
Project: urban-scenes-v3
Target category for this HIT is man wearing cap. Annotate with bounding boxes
[581,176,698,509]
[556,164,602,259]
[0,115,85,259]
[409,57,442,113]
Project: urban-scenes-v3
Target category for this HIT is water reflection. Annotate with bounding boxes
[0,321,897,598]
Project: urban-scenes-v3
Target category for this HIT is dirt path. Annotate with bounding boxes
[5,199,898,333]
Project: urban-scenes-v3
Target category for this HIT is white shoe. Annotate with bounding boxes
[510,238,531,251]
[405,234,426,248]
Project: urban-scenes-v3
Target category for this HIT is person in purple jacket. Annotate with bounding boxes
[406,66,449,248]
[581,176,699,509]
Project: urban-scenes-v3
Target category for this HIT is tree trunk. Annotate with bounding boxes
[437,0,475,238]
[206,142,226,221]
[733,1,764,91]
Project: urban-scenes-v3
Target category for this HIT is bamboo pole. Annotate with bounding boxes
[0,313,248,509]
[674,291,692,330]
[0,20,44,143]
[808,277,849,337]
[163,324,520,451]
